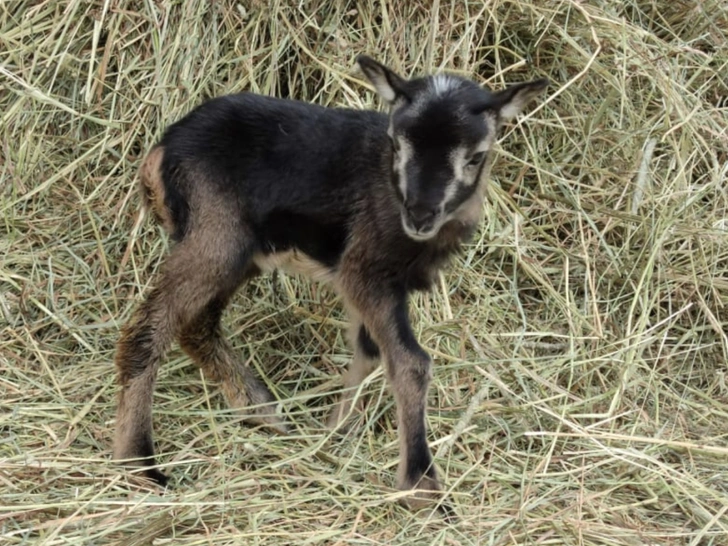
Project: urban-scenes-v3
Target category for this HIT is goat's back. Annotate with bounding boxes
[145,93,391,244]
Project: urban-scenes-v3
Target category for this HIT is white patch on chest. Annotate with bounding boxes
[252,250,336,283]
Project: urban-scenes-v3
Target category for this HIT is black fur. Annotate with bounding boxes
[358,325,381,359]
[393,295,430,360]
[405,419,435,484]
[155,90,490,281]
[159,156,191,241]
[257,212,348,268]
[159,94,389,263]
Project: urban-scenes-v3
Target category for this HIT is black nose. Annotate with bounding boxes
[405,204,437,230]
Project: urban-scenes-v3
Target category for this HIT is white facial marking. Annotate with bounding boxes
[442,147,466,207]
[402,222,436,241]
[440,117,498,219]
[393,136,414,198]
[392,108,500,242]
[444,138,490,199]
[449,147,468,183]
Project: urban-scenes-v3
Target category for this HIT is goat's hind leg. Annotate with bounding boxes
[113,281,175,485]
[113,230,264,483]
[179,295,286,433]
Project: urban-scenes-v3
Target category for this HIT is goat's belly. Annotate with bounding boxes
[252,250,336,283]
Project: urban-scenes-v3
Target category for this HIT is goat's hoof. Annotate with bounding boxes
[115,452,170,488]
[398,474,454,519]
[325,405,357,434]
[399,472,440,494]
[325,405,344,430]
[142,467,170,487]
[248,404,288,435]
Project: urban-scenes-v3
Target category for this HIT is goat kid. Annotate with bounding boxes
[113,55,548,508]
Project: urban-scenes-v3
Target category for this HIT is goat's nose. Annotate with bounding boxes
[405,205,437,229]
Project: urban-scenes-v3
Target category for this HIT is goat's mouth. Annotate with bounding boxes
[401,213,442,241]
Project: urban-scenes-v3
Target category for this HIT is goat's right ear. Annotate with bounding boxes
[357,55,410,104]
[484,79,550,120]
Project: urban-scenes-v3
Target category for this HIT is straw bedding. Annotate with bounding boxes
[1,1,727,543]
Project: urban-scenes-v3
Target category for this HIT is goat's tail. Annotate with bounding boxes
[138,146,188,241]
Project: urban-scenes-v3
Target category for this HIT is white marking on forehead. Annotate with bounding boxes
[430,74,460,97]
[400,77,464,120]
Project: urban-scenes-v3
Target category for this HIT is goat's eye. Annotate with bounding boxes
[467,152,485,167]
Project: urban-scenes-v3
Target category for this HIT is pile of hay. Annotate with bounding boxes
[2,0,727,543]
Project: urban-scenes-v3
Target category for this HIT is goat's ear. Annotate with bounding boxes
[357,55,410,104]
[477,78,549,120]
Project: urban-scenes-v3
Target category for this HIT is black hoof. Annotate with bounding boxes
[437,501,457,523]
[142,467,169,487]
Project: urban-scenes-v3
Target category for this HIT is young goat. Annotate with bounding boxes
[113,56,547,507]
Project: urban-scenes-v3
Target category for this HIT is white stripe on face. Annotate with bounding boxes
[393,136,414,198]
[442,114,498,205]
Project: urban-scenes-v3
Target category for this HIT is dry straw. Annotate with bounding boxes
[2,0,727,544]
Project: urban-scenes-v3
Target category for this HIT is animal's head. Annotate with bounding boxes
[357,55,548,242]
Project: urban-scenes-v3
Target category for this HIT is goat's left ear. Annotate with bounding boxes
[481,78,550,120]
[357,55,410,104]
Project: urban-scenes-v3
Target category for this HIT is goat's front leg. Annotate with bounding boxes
[341,285,441,504]
[326,321,380,430]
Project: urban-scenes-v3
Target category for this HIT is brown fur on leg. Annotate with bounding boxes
[179,299,287,433]
[114,371,168,485]
[113,285,177,484]
[385,345,452,516]
[327,321,380,430]
[113,198,255,482]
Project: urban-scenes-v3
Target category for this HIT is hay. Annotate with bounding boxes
[2,0,727,543]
